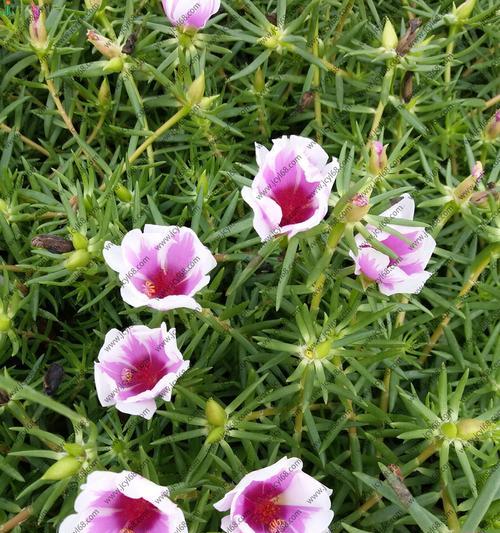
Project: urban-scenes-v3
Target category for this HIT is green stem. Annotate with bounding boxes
[444,26,457,85]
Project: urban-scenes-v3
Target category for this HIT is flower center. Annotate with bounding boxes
[121,368,134,385]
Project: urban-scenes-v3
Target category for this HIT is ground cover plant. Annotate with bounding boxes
[0,0,499,531]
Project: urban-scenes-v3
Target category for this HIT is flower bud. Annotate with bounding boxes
[63,443,85,457]
[456,418,489,440]
[114,183,133,202]
[71,232,88,251]
[454,162,483,203]
[382,19,398,50]
[440,421,457,439]
[205,398,227,427]
[315,339,332,359]
[84,0,102,10]
[368,141,388,175]
[87,30,122,59]
[42,456,82,481]
[98,78,111,110]
[0,314,10,333]
[486,110,500,140]
[29,3,48,49]
[187,72,205,106]
[254,67,266,93]
[32,235,74,254]
[197,170,209,196]
[205,426,226,444]
[341,193,371,223]
[64,250,91,270]
[454,0,477,22]
[102,56,124,74]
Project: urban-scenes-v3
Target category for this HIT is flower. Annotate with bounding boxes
[161,0,221,30]
[214,456,334,533]
[368,141,388,174]
[103,225,217,312]
[58,470,187,533]
[241,136,339,241]
[349,194,436,295]
[94,323,188,418]
[86,29,122,58]
[29,3,47,48]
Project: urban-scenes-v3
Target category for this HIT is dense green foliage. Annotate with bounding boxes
[0,0,499,531]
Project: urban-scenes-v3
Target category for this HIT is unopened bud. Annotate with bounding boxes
[64,250,91,270]
[382,19,398,50]
[197,170,209,196]
[342,193,371,223]
[486,110,500,140]
[87,30,122,59]
[205,398,227,427]
[71,232,88,251]
[0,314,10,333]
[103,56,124,74]
[63,443,85,457]
[206,426,226,444]
[29,3,47,49]
[187,72,205,106]
[368,141,388,174]
[114,183,133,202]
[42,456,81,480]
[440,421,457,439]
[32,235,74,254]
[84,0,102,10]
[456,418,489,440]
[454,162,483,203]
[315,339,332,359]
[98,78,111,109]
[454,0,477,22]
[254,67,266,93]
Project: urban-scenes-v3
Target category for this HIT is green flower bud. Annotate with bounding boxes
[205,426,226,444]
[315,339,332,359]
[205,398,227,427]
[98,78,111,110]
[0,314,11,332]
[114,183,133,202]
[42,456,81,480]
[456,418,489,440]
[440,421,457,439]
[197,170,209,196]
[103,56,124,74]
[454,0,477,22]
[382,19,398,50]
[63,443,85,457]
[71,232,88,251]
[64,250,91,270]
[341,193,371,223]
[187,72,205,106]
[254,67,266,93]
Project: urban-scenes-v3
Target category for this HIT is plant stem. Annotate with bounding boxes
[444,26,457,86]
[124,106,191,169]
[0,124,50,157]
[310,222,346,318]
[311,5,322,144]
[0,507,32,533]
[420,243,500,364]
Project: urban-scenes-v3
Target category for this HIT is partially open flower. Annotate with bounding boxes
[350,194,436,295]
[486,110,500,140]
[59,470,187,533]
[368,141,388,175]
[29,3,47,49]
[86,29,122,58]
[94,323,188,418]
[242,136,339,241]
[214,456,334,533]
[103,225,217,312]
[161,0,221,29]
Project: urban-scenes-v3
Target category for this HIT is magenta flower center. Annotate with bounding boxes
[239,481,290,532]
[120,359,162,392]
[141,268,189,299]
[271,184,316,226]
[112,493,162,531]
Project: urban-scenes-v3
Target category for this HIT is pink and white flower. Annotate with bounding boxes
[161,0,221,29]
[58,470,187,533]
[242,135,339,241]
[103,225,217,312]
[214,456,334,533]
[94,323,189,419]
[350,193,436,295]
